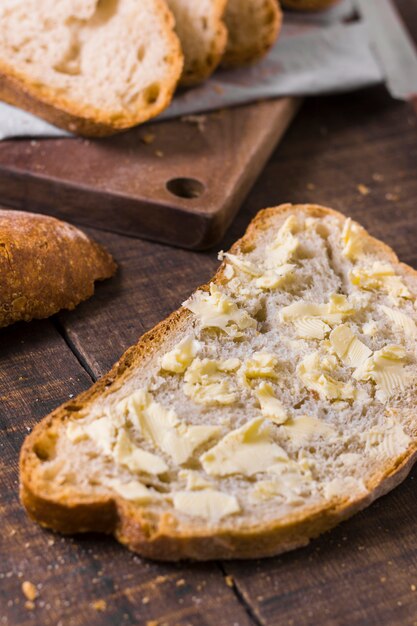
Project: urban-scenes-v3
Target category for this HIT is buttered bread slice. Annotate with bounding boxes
[20,204,417,560]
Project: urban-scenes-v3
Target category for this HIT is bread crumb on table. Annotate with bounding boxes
[155,150,164,158]
[141,133,156,145]
[181,114,207,132]
[225,575,234,588]
[155,575,167,584]
[176,578,186,587]
[91,599,107,612]
[357,183,370,195]
[22,581,38,601]
[385,192,400,202]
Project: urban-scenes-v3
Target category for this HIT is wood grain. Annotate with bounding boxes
[0,98,299,250]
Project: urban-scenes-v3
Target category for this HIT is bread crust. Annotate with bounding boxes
[0,0,183,137]
[222,0,282,68]
[0,209,116,328]
[20,204,417,560]
[177,0,228,86]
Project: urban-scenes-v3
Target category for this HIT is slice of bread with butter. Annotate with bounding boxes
[20,204,417,561]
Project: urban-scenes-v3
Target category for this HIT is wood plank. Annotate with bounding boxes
[57,84,417,626]
[0,98,299,250]
[0,320,253,626]
[225,475,417,626]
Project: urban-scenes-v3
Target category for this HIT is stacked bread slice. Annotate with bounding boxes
[223,0,282,68]
[0,0,282,135]
[165,0,229,85]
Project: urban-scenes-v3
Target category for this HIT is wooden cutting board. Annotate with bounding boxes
[0,98,299,249]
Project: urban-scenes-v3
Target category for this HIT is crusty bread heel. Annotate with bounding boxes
[222,0,282,67]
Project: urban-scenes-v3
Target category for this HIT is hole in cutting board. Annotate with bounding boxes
[166,178,205,199]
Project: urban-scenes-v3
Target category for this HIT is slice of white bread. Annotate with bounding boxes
[165,0,228,85]
[20,204,417,561]
[222,0,282,68]
[0,0,183,136]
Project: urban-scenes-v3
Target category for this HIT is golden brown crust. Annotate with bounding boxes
[281,0,340,11]
[19,204,417,560]
[222,0,282,68]
[178,0,228,86]
[0,209,116,328]
[0,0,183,137]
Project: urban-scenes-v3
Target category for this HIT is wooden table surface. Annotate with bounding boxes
[1,4,417,625]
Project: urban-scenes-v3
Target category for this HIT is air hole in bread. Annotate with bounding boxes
[137,45,145,62]
[88,478,102,487]
[65,405,83,413]
[34,432,58,462]
[143,82,161,105]
[90,0,120,27]
[314,223,330,239]
[254,299,267,324]
[53,41,82,76]
[265,8,276,25]
[293,398,308,409]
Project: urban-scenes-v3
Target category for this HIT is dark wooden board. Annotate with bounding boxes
[0,98,299,250]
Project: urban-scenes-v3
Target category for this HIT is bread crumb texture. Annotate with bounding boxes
[22,581,38,602]
[20,204,417,560]
[0,0,183,133]
[91,599,107,612]
[166,0,228,85]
